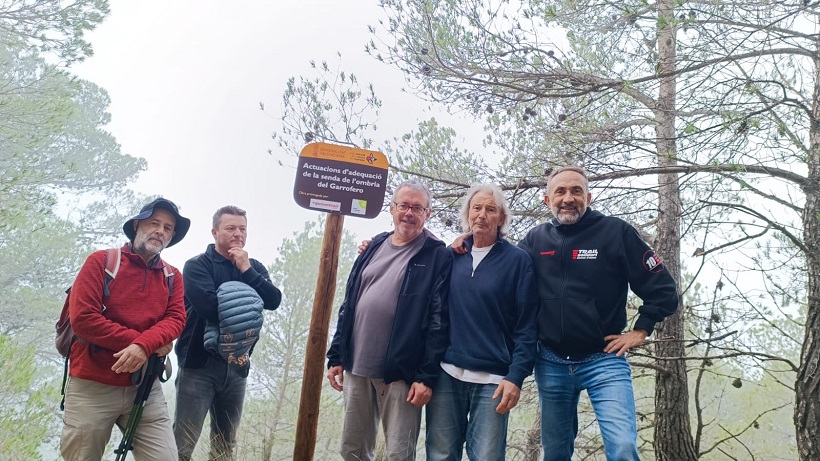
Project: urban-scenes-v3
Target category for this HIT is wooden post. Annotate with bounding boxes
[293,213,345,461]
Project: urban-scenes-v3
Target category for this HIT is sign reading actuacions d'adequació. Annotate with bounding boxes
[293,142,389,219]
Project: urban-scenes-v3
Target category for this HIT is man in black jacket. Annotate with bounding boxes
[519,166,678,461]
[174,205,282,461]
[327,180,452,461]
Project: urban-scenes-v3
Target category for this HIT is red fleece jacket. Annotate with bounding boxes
[68,244,186,386]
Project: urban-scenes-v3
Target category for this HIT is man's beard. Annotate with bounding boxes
[554,206,582,225]
[139,240,164,254]
[134,232,167,256]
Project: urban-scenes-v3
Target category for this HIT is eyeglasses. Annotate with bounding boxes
[393,202,429,216]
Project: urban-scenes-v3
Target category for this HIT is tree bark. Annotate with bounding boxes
[525,407,542,461]
[652,0,698,459]
[263,335,295,461]
[794,34,820,461]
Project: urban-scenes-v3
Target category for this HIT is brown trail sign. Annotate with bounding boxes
[292,142,388,460]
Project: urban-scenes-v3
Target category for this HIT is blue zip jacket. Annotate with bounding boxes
[519,209,678,359]
[327,229,452,387]
[442,236,537,388]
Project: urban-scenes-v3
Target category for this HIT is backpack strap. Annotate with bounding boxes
[102,248,121,297]
[162,262,174,297]
[60,349,70,410]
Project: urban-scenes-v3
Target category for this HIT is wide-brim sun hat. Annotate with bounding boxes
[122,197,191,247]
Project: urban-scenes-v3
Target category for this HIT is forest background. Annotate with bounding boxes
[1,0,818,460]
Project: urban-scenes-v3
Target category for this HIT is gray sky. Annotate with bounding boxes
[73,0,462,268]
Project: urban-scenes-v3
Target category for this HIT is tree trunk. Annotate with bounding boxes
[264,336,295,461]
[652,0,698,459]
[794,35,820,461]
[524,407,541,461]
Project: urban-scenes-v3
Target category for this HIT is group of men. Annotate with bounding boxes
[327,166,679,461]
[58,165,677,461]
[61,199,281,461]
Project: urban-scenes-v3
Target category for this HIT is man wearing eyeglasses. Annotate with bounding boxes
[327,179,453,461]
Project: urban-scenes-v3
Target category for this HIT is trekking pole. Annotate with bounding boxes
[114,354,165,461]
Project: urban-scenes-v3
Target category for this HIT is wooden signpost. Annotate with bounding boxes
[291,142,388,461]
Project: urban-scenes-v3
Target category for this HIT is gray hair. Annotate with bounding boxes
[212,205,247,229]
[546,166,589,194]
[458,183,510,238]
[391,180,432,208]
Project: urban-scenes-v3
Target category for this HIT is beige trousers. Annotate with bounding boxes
[340,372,422,461]
[60,376,178,461]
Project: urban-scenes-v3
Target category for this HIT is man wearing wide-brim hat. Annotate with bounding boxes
[61,197,190,461]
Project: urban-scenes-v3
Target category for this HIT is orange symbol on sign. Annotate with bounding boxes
[366,153,376,164]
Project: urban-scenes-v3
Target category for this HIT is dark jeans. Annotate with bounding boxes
[173,356,247,461]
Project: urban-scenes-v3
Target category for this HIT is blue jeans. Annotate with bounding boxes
[425,371,509,461]
[173,356,247,461]
[535,350,640,461]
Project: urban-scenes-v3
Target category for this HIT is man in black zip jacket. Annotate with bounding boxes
[174,205,282,461]
[327,180,452,461]
[519,166,678,461]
